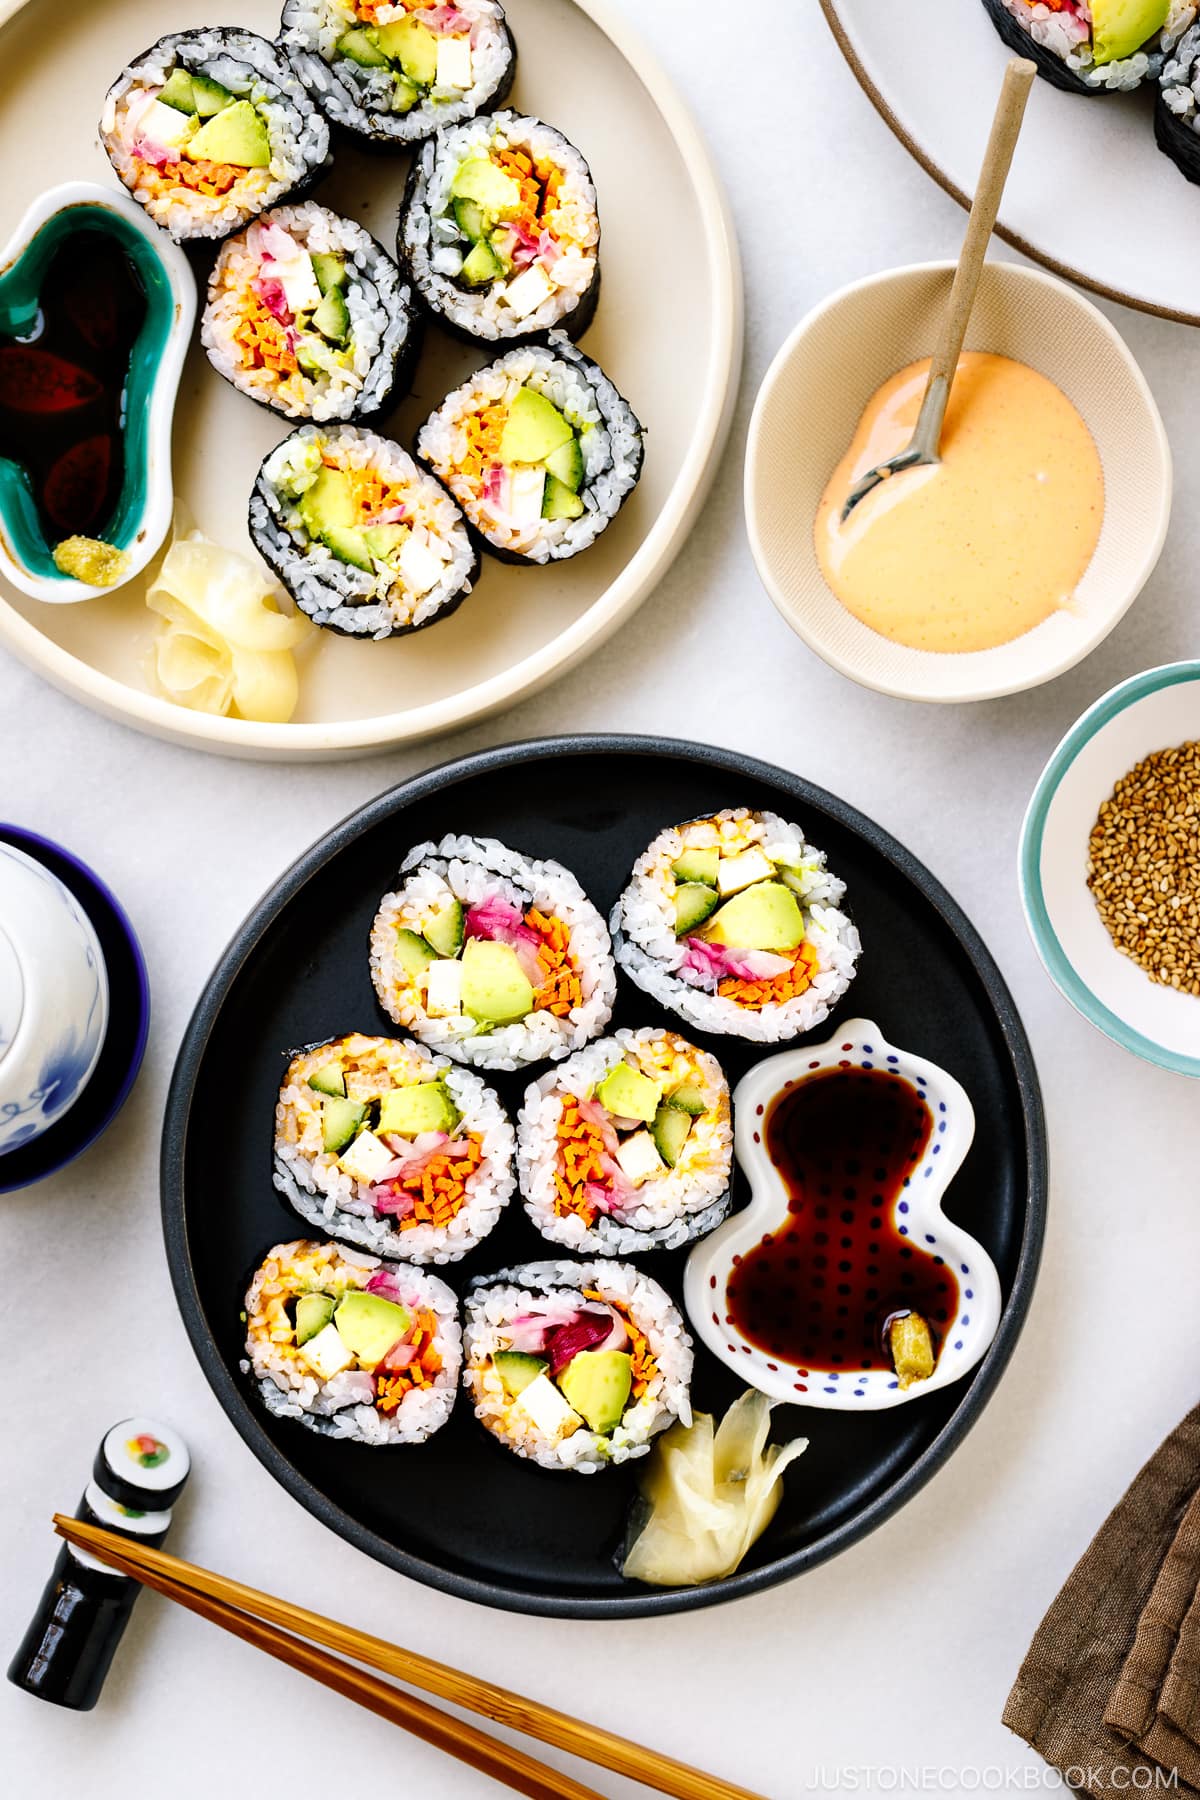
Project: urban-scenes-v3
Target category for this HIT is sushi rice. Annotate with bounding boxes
[101,30,330,241]
[370,835,617,1070]
[416,334,643,564]
[281,0,516,149]
[249,423,478,638]
[517,1029,733,1256]
[243,1239,461,1445]
[399,111,599,341]
[202,203,418,421]
[611,809,861,1042]
[463,1259,693,1472]
[273,1033,515,1264]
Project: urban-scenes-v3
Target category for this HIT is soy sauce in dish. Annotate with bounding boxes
[725,1066,959,1373]
[0,230,146,542]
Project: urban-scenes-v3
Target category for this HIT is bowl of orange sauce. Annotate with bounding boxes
[745,260,1171,703]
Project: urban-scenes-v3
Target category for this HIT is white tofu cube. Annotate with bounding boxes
[508,466,546,524]
[276,254,322,317]
[717,848,775,896]
[398,532,446,597]
[615,1129,665,1187]
[502,262,554,320]
[337,1129,397,1185]
[141,99,197,152]
[436,35,473,90]
[297,1322,355,1382]
[425,958,463,1018]
[512,1373,582,1441]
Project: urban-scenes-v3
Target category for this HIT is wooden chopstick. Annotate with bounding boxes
[54,1516,765,1800]
[53,1516,602,1800]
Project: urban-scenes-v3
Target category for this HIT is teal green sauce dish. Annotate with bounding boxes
[0,182,195,602]
[1020,661,1200,1077]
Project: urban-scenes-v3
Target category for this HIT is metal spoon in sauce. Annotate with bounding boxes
[839,55,1036,522]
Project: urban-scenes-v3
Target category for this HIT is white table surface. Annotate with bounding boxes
[5,4,1200,1796]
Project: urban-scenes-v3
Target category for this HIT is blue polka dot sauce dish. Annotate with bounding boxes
[683,1018,1003,1412]
[1020,661,1200,1078]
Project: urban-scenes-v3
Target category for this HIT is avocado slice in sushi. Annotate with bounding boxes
[705,883,804,954]
[376,14,440,83]
[333,1291,412,1365]
[1092,0,1168,62]
[499,388,575,465]
[295,1292,335,1345]
[451,156,521,216]
[186,99,270,168]
[595,1061,660,1124]
[377,1081,460,1138]
[558,1349,633,1435]
[299,465,354,539]
[461,937,534,1024]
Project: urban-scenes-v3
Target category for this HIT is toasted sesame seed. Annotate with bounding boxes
[1086,742,1200,994]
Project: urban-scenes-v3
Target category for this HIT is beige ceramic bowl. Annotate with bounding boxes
[744,260,1171,704]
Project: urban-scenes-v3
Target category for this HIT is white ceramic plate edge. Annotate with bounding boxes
[0,0,743,760]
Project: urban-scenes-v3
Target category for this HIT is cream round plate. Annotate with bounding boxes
[822,0,1200,327]
[0,0,740,758]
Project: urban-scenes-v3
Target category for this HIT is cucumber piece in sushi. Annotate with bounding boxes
[1157,20,1200,177]
[202,204,419,421]
[518,1029,733,1256]
[370,835,617,1070]
[280,0,516,149]
[243,1239,461,1444]
[980,0,1193,93]
[463,1260,693,1472]
[398,112,600,342]
[249,423,478,638]
[416,334,643,565]
[100,30,331,242]
[610,810,862,1043]
[274,1033,516,1263]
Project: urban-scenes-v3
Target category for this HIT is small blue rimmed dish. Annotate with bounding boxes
[0,826,149,1192]
[1020,661,1200,1078]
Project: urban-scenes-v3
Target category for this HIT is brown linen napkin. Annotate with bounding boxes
[1104,1484,1200,1786]
[1004,1403,1200,1797]
[1163,1579,1200,1745]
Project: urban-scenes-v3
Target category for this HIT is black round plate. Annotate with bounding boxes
[161,737,1046,1618]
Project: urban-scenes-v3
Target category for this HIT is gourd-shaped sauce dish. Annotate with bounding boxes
[684,1019,1003,1410]
[0,182,194,601]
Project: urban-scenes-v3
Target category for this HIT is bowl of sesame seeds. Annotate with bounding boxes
[1021,662,1200,1076]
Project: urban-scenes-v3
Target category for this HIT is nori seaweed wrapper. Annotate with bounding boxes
[1157,25,1200,180]
[980,0,1112,94]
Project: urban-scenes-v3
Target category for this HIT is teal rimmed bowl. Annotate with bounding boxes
[0,182,194,602]
[1021,662,1200,1078]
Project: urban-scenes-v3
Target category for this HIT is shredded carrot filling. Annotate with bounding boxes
[374,1307,445,1410]
[231,289,298,376]
[458,401,507,487]
[551,1097,608,1223]
[138,156,242,198]
[584,1290,658,1401]
[525,907,583,1018]
[384,1134,485,1230]
[318,454,410,528]
[718,941,821,1010]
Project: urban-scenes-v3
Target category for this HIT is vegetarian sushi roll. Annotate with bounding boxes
[611,810,861,1043]
[398,112,600,342]
[280,0,516,149]
[243,1239,460,1444]
[517,1029,733,1256]
[1158,21,1200,176]
[249,423,478,638]
[463,1260,692,1472]
[370,835,617,1070]
[273,1033,515,1263]
[980,0,1194,93]
[202,204,419,421]
[416,335,643,564]
[101,30,330,242]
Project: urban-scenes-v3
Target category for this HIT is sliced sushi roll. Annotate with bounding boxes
[280,0,516,150]
[517,1029,733,1257]
[611,809,862,1043]
[202,204,419,422]
[370,835,617,1071]
[399,112,600,343]
[980,0,1194,93]
[100,30,331,242]
[1157,20,1200,176]
[249,423,478,638]
[273,1033,515,1263]
[463,1260,692,1472]
[416,334,643,565]
[243,1239,461,1445]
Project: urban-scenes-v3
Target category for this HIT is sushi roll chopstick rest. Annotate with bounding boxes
[8,1418,190,1710]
